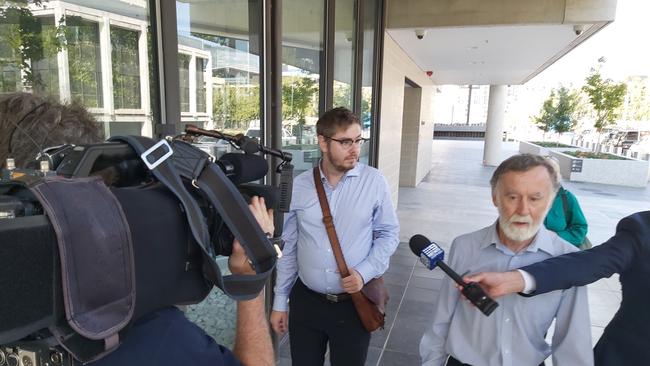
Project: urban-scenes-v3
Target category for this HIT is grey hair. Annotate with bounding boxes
[0,92,104,167]
[490,153,561,192]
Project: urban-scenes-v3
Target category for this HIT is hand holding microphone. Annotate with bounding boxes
[409,234,498,316]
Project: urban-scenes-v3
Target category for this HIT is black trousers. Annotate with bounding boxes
[288,279,371,366]
[447,356,545,366]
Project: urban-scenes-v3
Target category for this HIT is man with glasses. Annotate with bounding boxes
[270,107,399,365]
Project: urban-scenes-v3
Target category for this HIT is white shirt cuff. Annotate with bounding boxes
[517,269,537,294]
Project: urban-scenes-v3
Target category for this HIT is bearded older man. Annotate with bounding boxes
[419,154,593,366]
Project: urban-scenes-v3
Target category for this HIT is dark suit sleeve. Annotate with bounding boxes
[522,212,648,295]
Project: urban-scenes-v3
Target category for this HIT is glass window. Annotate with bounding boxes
[176,0,260,135]
[196,57,207,113]
[282,0,324,176]
[112,27,141,109]
[333,0,355,110]
[359,0,378,164]
[67,17,103,108]
[0,1,155,137]
[179,53,191,112]
[175,0,264,347]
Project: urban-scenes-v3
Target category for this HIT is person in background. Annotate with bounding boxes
[542,157,589,249]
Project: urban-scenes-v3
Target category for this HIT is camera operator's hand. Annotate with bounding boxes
[231,196,275,366]
[229,196,274,276]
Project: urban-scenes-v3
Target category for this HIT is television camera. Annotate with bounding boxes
[0,127,293,365]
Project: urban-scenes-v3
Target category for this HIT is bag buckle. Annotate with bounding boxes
[140,139,174,170]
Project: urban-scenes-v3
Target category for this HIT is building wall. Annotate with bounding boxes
[378,33,435,204]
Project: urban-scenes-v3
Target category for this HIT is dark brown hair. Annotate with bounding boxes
[316,107,361,137]
[0,92,104,167]
[490,153,560,192]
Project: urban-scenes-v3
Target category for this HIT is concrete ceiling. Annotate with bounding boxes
[387,22,607,85]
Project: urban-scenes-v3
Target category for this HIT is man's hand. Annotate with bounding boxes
[463,270,525,298]
[249,196,274,236]
[229,196,274,276]
[270,310,288,335]
[341,269,364,294]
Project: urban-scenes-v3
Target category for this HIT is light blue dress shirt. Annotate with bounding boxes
[420,222,593,366]
[272,162,400,312]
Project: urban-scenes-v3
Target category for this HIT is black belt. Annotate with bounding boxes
[297,279,351,303]
[447,356,545,366]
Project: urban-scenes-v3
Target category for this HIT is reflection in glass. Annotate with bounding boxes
[175,0,263,348]
[359,0,378,164]
[282,0,324,176]
[176,1,260,135]
[333,0,355,110]
[0,1,154,136]
[112,27,141,109]
[66,17,103,108]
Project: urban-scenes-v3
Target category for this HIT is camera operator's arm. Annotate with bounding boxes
[229,196,274,366]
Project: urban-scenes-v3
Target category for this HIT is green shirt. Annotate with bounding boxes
[544,187,588,247]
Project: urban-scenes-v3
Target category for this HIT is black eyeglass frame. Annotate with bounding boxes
[324,136,369,149]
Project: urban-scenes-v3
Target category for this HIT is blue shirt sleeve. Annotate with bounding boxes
[83,307,242,366]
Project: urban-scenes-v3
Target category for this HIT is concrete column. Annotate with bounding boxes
[483,85,506,166]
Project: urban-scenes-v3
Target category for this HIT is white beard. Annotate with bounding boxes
[498,214,542,243]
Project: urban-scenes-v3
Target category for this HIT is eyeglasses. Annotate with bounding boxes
[326,136,368,149]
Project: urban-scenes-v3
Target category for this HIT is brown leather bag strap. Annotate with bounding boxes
[313,167,351,278]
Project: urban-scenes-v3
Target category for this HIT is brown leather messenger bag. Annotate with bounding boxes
[312,167,389,332]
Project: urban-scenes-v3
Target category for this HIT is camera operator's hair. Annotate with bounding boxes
[316,107,361,137]
[0,93,104,167]
[490,153,560,192]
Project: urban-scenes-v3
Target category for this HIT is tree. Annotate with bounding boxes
[582,59,627,143]
[533,90,556,139]
[0,1,66,91]
[532,87,583,142]
[553,87,583,135]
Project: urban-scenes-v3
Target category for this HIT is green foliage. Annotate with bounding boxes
[213,85,260,130]
[282,76,317,123]
[532,87,582,135]
[582,60,627,133]
[0,2,66,90]
[564,150,629,160]
[530,141,574,148]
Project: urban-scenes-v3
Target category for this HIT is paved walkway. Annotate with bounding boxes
[277,139,650,365]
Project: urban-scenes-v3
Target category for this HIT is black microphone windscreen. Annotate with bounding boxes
[409,234,432,256]
[218,153,268,184]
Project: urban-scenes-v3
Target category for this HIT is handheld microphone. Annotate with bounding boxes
[409,234,498,316]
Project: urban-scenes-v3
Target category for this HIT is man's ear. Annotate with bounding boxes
[317,135,328,153]
[491,190,498,207]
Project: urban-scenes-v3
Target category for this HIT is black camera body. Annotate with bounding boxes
[1,341,70,366]
[0,137,283,363]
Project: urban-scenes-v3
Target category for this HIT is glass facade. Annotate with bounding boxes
[0,0,155,137]
[282,0,324,175]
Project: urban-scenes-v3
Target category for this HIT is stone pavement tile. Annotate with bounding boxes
[378,349,422,365]
[366,346,382,366]
[409,276,443,291]
[589,303,618,328]
[385,312,430,355]
[587,287,622,307]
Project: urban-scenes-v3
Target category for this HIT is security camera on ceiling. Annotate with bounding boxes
[573,24,585,36]
[415,29,427,40]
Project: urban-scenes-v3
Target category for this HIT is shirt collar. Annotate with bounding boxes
[481,220,555,255]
